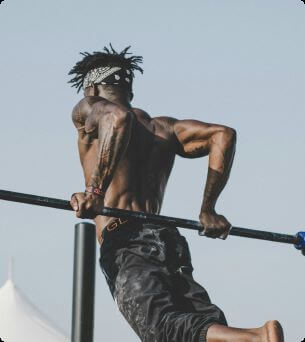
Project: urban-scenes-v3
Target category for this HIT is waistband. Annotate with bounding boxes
[100,218,139,246]
[100,218,180,246]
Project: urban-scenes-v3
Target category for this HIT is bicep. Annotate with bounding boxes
[173,119,226,158]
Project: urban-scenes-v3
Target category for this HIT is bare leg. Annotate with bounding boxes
[206,320,284,342]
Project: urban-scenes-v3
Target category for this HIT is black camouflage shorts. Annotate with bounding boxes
[99,219,227,342]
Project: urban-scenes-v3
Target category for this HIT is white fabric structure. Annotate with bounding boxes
[0,262,70,342]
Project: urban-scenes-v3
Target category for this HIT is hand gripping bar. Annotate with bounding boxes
[0,189,304,255]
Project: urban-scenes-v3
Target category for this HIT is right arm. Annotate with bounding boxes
[86,103,134,192]
[70,101,135,218]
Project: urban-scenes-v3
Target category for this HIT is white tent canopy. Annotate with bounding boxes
[0,261,69,342]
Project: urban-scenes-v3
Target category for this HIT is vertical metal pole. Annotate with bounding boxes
[71,222,96,342]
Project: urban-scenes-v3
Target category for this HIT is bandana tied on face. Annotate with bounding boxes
[83,66,132,90]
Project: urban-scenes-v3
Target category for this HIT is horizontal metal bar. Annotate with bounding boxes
[0,189,300,246]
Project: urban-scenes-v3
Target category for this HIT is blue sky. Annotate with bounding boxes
[0,1,304,341]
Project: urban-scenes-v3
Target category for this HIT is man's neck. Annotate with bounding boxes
[84,85,132,109]
[98,92,132,109]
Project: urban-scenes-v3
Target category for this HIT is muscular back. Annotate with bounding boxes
[72,95,236,242]
[73,97,179,235]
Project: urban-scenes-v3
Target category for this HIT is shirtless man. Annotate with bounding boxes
[69,45,284,342]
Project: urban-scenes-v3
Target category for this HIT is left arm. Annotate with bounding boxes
[173,119,236,239]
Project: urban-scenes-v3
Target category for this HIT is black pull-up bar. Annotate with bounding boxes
[0,189,304,254]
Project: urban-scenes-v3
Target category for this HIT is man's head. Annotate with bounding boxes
[68,44,143,102]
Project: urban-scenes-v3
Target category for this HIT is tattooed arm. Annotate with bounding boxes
[71,101,134,218]
[173,119,236,239]
[86,103,134,192]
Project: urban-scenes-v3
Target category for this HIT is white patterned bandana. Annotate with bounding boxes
[83,66,132,89]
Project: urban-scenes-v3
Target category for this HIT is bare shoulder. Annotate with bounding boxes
[151,115,177,136]
[131,108,177,136]
[72,97,97,128]
[72,96,112,129]
[131,107,152,121]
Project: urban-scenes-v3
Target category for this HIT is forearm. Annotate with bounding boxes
[201,129,236,212]
[88,112,134,193]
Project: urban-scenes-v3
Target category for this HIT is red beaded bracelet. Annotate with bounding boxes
[85,186,105,197]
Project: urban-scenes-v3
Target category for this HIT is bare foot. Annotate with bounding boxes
[259,320,284,342]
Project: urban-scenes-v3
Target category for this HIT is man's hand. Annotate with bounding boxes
[199,211,232,240]
[70,192,104,219]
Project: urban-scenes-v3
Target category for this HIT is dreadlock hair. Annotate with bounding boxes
[68,44,143,93]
